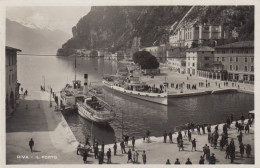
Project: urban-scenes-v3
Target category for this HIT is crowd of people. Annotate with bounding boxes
[162,114,253,164]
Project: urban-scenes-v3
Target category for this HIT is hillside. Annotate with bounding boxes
[6,19,71,55]
[58,6,254,56]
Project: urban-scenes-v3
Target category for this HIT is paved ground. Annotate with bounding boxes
[82,120,255,164]
[138,66,254,95]
[6,91,81,164]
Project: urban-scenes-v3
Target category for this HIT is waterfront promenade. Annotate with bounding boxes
[6,90,254,164]
[138,66,254,96]
[6,91,81,164]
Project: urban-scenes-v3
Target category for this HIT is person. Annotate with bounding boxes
[125,134,129,146]
[168,131,173,143]
[113,142,117,155]
[246,144,251,158]
[230,144,235,163]
[192,138,196,151]
[185,158,192,164]
[107,148,112,164]
[83,151,87,164]
[178,139,184,151]
[98,151,102,164]
[25,90,28,95]
[29,138,34,153]
[163,130,167,143]
[142,150,146,164]
[120,141,126,154]
[102,141,105,152]
[239,143,245,157]
[202,144,208,158]
[175,158,180,164]
[166,159,171,164]
[225,144,230,159]
[94,143,99,159]
[237,132,243,144]
[127,149,132,163]
[135,151,139,163]
[241,114,245,125]
[245,123,250,134]
[199,156,204,164]
[206,146,211,161]
[188,130,192,142]
[202,125,205,134]
[85,136,90,146]
[132,136,135,151]
[209,153,216,164]
[230,114,234,123]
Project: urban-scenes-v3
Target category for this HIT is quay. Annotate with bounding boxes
[6,91,81,164]
[6,89,254,164]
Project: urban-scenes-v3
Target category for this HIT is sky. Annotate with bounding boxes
[6,6,91,35]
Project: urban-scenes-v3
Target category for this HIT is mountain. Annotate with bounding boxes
[58,6,254,56]
[6,19,71,55]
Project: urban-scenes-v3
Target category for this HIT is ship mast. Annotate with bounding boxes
[74,54,77,81]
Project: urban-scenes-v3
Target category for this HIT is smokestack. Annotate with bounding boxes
[84,74,88,94]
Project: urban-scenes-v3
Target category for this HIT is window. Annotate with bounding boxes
[251,57,254,63]
[236,65,239,71]
[217,57,219,61]
[251,66,254,72]
[202,51,204,54]
[192,63,195,67]
[230,57,232,62]
[204,57,209,60]
[193,57,195,60]
[9,74,11,85]
[235,57,238,62]
[243,75,248,81]
[222,57,225,61]
[245,57,247,62]
[230,65,233,70]
[245,66,248,71]
[211,51,214,54]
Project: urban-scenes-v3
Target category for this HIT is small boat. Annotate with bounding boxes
[102,73,168,105]
[60,80,84,110]
[77,95,115,123]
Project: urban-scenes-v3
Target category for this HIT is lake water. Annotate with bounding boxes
[17,56,254,144]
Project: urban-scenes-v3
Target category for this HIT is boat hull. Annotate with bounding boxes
[77,103,114,123]
[102,80,168,105]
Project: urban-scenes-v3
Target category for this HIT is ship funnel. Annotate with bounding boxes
[84,74,88,94]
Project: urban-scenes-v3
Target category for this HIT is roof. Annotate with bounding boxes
[6,46,22,52]
[186,46,214,52]
[215,41,254,49]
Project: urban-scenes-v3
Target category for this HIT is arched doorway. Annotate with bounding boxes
[10,91,14,108]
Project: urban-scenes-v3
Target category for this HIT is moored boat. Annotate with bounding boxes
[102,73,168,105]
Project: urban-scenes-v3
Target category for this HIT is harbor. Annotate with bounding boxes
[4,5,256,166]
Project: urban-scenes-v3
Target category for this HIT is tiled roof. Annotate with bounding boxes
[215,41,254,49]
[186,46,214,52]
[6,46,22,52]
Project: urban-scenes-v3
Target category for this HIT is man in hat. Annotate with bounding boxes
[107,148,112,164]
[191,138,196,151]
[185,158,192,164]
[209,153,216,164]
[175,158,180,164]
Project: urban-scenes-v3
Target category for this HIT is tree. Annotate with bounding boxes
[132,51,159,69]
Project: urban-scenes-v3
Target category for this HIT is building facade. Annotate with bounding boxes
[170,24,224,48]
[166,47,186,73]
[140,45,167,63]
[186,46,215,76]
[214,41,254,83]
[6,46,21,115]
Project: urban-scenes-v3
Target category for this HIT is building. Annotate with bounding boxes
[214,41,254,83]
[6,46,21,115]
[166,47,186,73]
[169,23,224,48]
[140,45,167,63]
[186,46,215,77]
